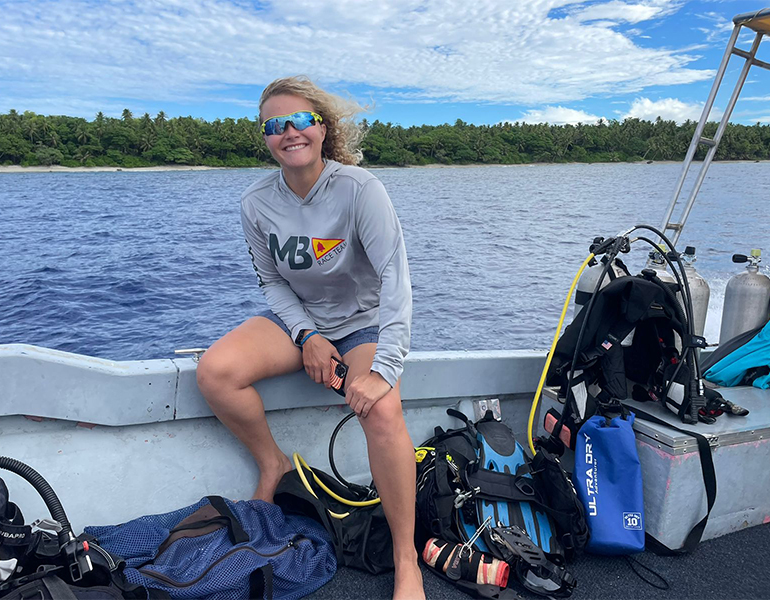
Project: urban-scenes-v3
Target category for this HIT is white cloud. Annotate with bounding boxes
[696,11,735,42]
[621,97,723,123]
[0,0,714,116]
[516,106,604,125]
[574,1,681,24]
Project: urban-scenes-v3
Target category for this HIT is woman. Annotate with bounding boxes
[196,76,423,600]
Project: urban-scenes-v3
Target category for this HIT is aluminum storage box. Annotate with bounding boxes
[540,386,770,550]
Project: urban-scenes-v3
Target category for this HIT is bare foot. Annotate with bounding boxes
[252,453,293,503]
[393,560,424,600]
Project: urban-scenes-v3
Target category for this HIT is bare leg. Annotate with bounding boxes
[196,317,303,502]
[343,344,425,600]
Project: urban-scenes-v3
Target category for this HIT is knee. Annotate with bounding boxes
[361,392,405,441]
[196,350,254,401]
[196,351,229,399]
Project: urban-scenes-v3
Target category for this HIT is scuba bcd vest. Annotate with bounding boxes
[415,409,585,597]
[545,274,732,427]
[703,317,770,389]
[0,456,161,600]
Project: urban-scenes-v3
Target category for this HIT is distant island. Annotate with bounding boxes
[1,109,769,169]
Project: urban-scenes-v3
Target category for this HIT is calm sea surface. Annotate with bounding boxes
[2,163,769,360]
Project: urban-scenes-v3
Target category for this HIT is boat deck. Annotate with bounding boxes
[308,522,770,599]
[3,345,769,599]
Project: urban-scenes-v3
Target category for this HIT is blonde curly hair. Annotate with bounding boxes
[259,76,364,166]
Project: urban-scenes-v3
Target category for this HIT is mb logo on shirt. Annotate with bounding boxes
[270,234,346,269]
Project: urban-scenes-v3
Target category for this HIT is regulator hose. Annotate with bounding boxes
[292,453,349,520]
[0,456,73,543]
[292,452,380,519]
[632,227,700,382]
[633,230,703,423]
[527,252,595,456]
[328,412,377,499]
[639,267,700,422]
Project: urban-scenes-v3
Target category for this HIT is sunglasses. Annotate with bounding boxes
[261,111,323,136]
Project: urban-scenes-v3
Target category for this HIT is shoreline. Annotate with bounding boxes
[1,159,768,174]
[0,165,238,174]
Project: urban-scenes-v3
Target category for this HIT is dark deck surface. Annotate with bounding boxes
[307,522,770,599]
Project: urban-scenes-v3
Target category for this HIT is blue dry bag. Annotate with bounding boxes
[573,412,645,555]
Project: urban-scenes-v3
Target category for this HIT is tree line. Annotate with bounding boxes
[2,108,770,168]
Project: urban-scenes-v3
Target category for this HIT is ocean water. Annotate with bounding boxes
[1,162,769,360]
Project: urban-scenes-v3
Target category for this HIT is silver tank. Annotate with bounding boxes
[646,248,680,349]
[719,249,770,344]
[573,257,627,318]
[574,256,635,346]
[680,246,710,339]
[646,248,677,284]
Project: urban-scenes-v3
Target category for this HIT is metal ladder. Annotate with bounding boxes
[659,9,770,248]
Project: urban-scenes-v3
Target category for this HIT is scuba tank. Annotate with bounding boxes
[646,247,677,285]
[681,246,710,339]
[574,238,633,349]
[719,249,770,344]
[574,255,628,318]
[646,247,680,349]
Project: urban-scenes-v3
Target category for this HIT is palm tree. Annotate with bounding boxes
[23,118,39,143]
[37,117,51,138]
[6,109,21,134]
[94,112,105,142]
[76,125,89,145]
[139,132,155,153]
[140,112,154,132]
[121,108,133,124]
[75,148,92,164]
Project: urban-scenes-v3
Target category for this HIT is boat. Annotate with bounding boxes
[2,8,770,600]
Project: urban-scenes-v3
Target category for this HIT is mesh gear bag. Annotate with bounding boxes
[85,496,336,600]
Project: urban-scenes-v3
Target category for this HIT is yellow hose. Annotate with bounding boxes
[292,452,381,520]
[292,452,350,519]
[527,253,595,455]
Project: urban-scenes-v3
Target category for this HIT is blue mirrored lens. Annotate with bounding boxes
[263,112,316,136]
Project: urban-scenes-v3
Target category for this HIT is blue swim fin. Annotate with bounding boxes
[474,418,557,555]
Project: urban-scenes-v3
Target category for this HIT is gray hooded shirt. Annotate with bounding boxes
[240,160,412,387]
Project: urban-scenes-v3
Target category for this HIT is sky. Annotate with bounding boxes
[1,0,769,126]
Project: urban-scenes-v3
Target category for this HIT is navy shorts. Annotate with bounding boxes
[257,310,379,357]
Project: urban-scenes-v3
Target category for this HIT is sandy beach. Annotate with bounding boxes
[0,165,240,174]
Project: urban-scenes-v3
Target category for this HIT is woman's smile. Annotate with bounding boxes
[283,142,309,152]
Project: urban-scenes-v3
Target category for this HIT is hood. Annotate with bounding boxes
[278,159,344,206]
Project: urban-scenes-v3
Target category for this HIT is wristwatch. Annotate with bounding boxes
[295,329,309,346]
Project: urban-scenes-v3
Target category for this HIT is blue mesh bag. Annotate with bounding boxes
[85,496,336,600]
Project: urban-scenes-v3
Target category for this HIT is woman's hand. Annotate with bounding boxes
[345,371,391,418]
[302,334,341,387]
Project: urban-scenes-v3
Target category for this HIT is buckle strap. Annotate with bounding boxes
[626,405,716,554]
[464,469,543,506]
